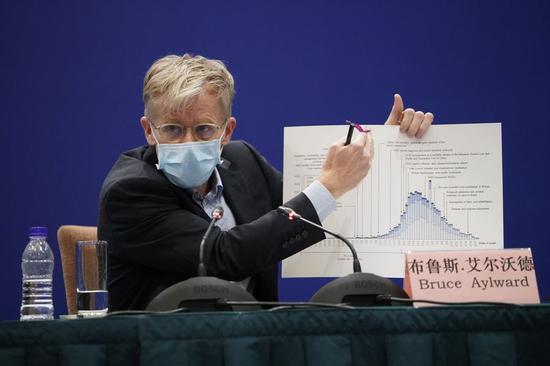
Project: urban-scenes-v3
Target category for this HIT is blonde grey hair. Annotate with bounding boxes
[143,54,235,118]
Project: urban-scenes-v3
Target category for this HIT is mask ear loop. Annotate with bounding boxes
[217,118,232,163]
[150,122,161,145]
[149,121,164,170]
[218,119,229,154]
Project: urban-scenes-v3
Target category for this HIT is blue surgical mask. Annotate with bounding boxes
[154,134,224,189]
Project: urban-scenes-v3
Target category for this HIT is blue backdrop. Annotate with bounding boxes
[1,0,549,320]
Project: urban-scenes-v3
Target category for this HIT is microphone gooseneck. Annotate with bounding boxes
[147,205,260,312]
[277,206,362,273]
[198,206,224,277]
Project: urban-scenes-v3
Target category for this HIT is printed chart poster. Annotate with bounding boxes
[282,123,503,278]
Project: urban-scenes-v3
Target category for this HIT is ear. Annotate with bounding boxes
[140,116,156,146]
[221,117,237,146]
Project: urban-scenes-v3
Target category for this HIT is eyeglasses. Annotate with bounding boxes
[150,120,226,143]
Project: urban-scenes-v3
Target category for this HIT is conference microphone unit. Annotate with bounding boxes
[278,206,409,307]
[146,206,260,312]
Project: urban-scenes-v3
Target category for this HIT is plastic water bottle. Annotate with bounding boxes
[20,226,54,321]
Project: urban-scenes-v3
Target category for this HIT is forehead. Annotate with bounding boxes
[150,90,225,123]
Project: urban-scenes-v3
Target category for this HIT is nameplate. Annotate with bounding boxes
[403,248,539,306]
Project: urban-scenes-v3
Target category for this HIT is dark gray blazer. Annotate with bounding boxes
[98,140,325,310]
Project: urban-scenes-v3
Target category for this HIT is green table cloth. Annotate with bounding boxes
[1,305,549,366]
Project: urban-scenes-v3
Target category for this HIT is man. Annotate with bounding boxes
[98,54,434,310]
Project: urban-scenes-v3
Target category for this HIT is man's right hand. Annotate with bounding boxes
[317,131,374,199]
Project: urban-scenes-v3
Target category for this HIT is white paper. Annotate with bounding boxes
[282,123,503,278]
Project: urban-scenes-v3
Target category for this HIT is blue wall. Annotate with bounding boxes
[1,0,549,320]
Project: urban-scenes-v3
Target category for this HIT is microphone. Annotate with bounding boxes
[278,206,409,306]
[198,207,224,276]
[146,206,260,312]
[277,206,361,273]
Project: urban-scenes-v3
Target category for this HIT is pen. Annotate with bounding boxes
[345,124,354,146]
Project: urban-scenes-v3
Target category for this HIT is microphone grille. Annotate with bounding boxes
[211,206,224,220]
[277,206,293,215]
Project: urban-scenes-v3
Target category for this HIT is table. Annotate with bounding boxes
[1,305,550,365]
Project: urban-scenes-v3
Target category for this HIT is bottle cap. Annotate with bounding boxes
[29,226,48,237]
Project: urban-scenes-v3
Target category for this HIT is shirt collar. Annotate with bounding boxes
[192,168,224,203]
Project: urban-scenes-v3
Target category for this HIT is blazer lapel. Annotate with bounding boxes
[217,158,260,225]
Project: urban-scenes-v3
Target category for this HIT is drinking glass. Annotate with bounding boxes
[76,240,108,317]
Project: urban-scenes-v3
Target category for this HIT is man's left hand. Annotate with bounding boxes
[385,94,434,138]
